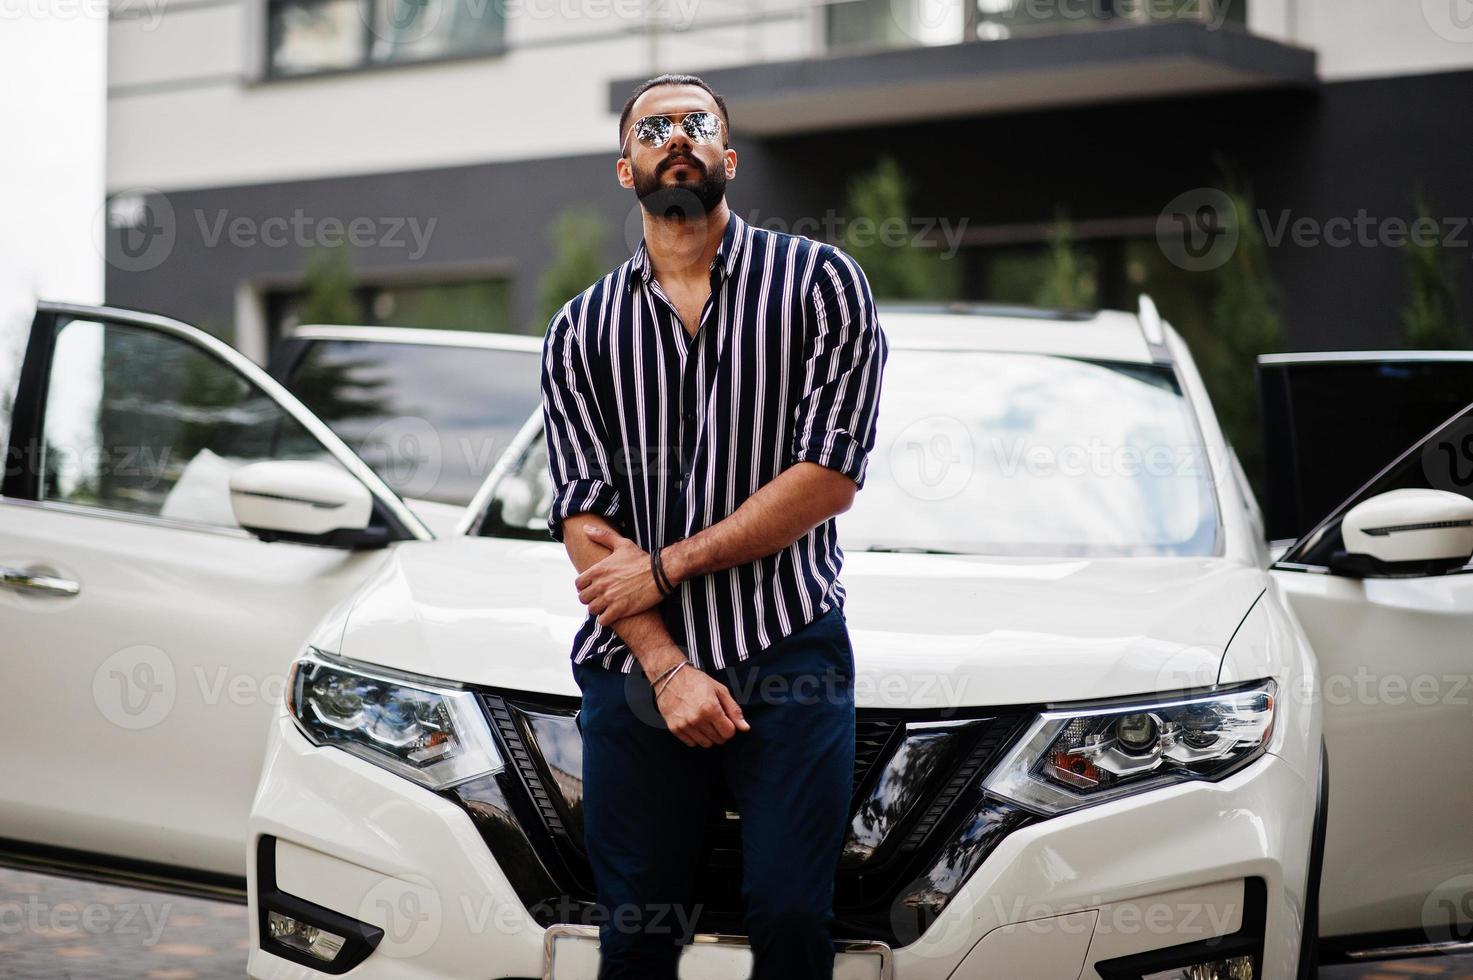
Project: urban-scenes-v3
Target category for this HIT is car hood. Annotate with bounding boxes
[333,537,1267,708]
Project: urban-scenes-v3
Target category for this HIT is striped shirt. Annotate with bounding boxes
[540,210,889,674]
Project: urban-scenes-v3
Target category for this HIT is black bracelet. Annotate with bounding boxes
[650,547,675,597]
[655,547,676,596]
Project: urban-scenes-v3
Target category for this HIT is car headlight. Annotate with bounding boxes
[982,680,1276,815]
[286,647,504,791]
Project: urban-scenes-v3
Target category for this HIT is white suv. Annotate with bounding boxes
[3,300,1471,979]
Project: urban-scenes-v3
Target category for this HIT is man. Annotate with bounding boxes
[540,72,888,979]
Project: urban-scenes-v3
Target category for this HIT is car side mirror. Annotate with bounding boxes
[1329,488,1473,578]
[229,460,388,549]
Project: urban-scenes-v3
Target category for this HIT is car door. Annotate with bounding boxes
[1262,358,1473,950]
[0,302,432,889]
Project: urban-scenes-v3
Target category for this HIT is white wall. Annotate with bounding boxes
[1249,0,1473,80]
[0,13,108,407]
[106,0,818,193]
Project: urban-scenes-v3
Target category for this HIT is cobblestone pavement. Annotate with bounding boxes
[3,867,1472,978]
[0,869,248,979]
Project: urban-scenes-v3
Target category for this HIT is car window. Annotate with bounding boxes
[282,339,541,507]
[0,308,31,469]
[478,351,1222,558]
[39,317,339,528]
[1282,400,1473,571]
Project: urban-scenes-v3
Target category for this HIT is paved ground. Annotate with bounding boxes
[2,867,1471,978]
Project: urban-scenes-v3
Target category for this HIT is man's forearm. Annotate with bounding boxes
[562,514,686,681]
[662,462,854,585]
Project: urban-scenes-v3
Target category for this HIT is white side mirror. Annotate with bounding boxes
[1340,488,1473,574]
[229,460,376,548]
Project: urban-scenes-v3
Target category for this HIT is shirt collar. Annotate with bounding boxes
[626,210,746,292]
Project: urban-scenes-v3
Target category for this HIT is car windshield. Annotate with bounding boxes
[842,351,1219,557]
[477,349,1221,558]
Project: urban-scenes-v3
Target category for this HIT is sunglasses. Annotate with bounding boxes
[622,110,725,155]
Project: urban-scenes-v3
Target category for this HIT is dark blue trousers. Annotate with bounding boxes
[573,603,856,980]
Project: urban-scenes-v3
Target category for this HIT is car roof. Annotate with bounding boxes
[286,324,544,352]
[289,305,1157,364]
[876,304,1154,364]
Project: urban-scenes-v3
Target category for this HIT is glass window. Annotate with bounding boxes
[0,311,29,472]
[842,351,1219,556]
[284,339,542,506]
[476,431,554,540]
[1284,401,1473,571]
[479,348,1221,557]
[975,0,1243,40]
[40,318,337,528]
[828,0,964,51]
[266,0,505,77]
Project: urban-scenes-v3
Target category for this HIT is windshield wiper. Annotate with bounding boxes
[859,546,962,555]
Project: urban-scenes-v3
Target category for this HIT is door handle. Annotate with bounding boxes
[0,565,81,597]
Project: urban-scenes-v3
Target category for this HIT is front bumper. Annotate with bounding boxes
[247,698,1317,980]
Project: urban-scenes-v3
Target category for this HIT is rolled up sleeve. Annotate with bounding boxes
[790,249,889,490]
[541,306,623,543]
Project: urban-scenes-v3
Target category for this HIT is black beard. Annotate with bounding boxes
[633,157,726,218]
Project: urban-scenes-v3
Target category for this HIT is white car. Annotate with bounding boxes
[1,300,1470,978]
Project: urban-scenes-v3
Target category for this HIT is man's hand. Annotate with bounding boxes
[575,524,667,625]
[656,666,750,748]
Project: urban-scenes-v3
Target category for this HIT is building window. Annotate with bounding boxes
[974,0,1246,41]
[266,0,505,77]
[828,0,1246,51]
[827,0,965,52]
[265,277,516,348]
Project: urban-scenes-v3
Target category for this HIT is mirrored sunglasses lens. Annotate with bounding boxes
[635,116,673,147]
[684,112,722,143]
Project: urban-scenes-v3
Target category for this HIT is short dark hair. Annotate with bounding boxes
[617,73,730,150]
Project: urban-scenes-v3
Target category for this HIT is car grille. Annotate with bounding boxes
[449,689,1035,947]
